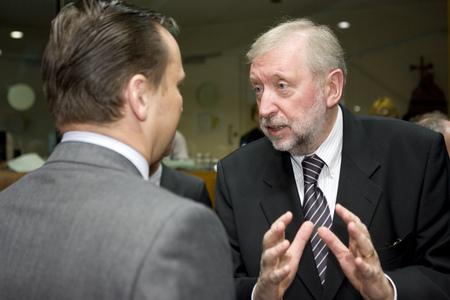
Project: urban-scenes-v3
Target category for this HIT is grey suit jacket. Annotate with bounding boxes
[160,163,212,208]
[215,105,450,299]
[0,142,234,299]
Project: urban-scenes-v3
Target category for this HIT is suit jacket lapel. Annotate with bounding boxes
[259,150,302,231]
[259,148,323,299]
[323,106,383,300]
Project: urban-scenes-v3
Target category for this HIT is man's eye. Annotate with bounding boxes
[279,83,287,89]
[254,87,262,93]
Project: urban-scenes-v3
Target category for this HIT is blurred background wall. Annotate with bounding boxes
[0,0,448,162]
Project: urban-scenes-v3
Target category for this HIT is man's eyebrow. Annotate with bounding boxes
[249,75,259,83]
[272,73,286,80]
[250,73,285,82]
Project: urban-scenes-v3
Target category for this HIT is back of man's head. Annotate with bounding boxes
[412,111,450,155]
[42,0,177,130]
[412,111,449,133]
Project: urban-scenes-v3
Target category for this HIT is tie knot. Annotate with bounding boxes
[302,154,325,183]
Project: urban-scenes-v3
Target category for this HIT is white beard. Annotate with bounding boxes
[260,89,327,156]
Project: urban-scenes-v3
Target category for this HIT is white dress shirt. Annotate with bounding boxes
[290,106,343,218]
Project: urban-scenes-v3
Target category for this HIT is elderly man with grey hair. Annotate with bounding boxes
[215,17,450,300]
[412,110,450,156]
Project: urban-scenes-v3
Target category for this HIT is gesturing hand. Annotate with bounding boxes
[318,204,395,300]
[254,211,314,300]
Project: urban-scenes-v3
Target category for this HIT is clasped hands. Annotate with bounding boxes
[254,204,394,300]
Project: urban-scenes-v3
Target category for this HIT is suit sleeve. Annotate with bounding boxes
[386,134,450,299]
[196,181,212,208]
[132,203,235,300]
[215,160,258,300]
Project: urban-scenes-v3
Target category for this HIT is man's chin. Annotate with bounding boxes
[270,137,294,153]
[270,137,312,156]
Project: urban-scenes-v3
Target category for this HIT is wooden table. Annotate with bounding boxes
[1,169,219,209]
[0,171,28,191]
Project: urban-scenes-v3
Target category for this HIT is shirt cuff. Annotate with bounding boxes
[252,275,396,299]
[385,273,398,300]
[251,284,256,300]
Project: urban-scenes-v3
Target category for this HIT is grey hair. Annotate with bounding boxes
[412,111,450,133]
[247,18,347,88]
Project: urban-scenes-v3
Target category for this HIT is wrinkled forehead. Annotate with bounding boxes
[249,37,309,77]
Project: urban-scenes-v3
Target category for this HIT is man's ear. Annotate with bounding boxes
[126,74,150,121]
[324,69,343,108]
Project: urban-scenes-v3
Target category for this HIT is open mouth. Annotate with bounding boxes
[270,125,286,130]
[267,125,288,136]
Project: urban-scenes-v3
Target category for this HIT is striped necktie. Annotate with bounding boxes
[302,154,332,286]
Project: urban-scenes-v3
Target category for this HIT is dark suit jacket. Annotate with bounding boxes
[240,127,265,147]
[0,142,234,299]
[215,105,450,300]
[160,163,212,208]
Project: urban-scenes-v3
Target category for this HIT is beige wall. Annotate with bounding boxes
[179,53,248,160]
[1,1,448,161]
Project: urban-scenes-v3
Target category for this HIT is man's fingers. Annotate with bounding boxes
[336,204,374,259]
[318,225,366,289]
[347,221,375,259]
[317,226,348,258]
[261,239,290,268]
[335,204,367,233]
[336,204,368,237]
[289,221,314,257]
[263,211,293,250]
[260,212,294,273]
[269,264,291,284]
[335,203,356,225]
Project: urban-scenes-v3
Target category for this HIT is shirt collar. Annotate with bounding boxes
[315,106,343,173]
[61,131,149,180]
[291,106,343,176]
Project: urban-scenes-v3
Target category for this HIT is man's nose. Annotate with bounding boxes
[258,91,278,119]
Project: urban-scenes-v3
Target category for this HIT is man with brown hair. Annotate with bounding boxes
[0,1,234,299]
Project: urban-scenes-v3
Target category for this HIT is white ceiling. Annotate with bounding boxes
[0,0,448,116]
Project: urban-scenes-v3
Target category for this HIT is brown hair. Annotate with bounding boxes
[42,0,178,129]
